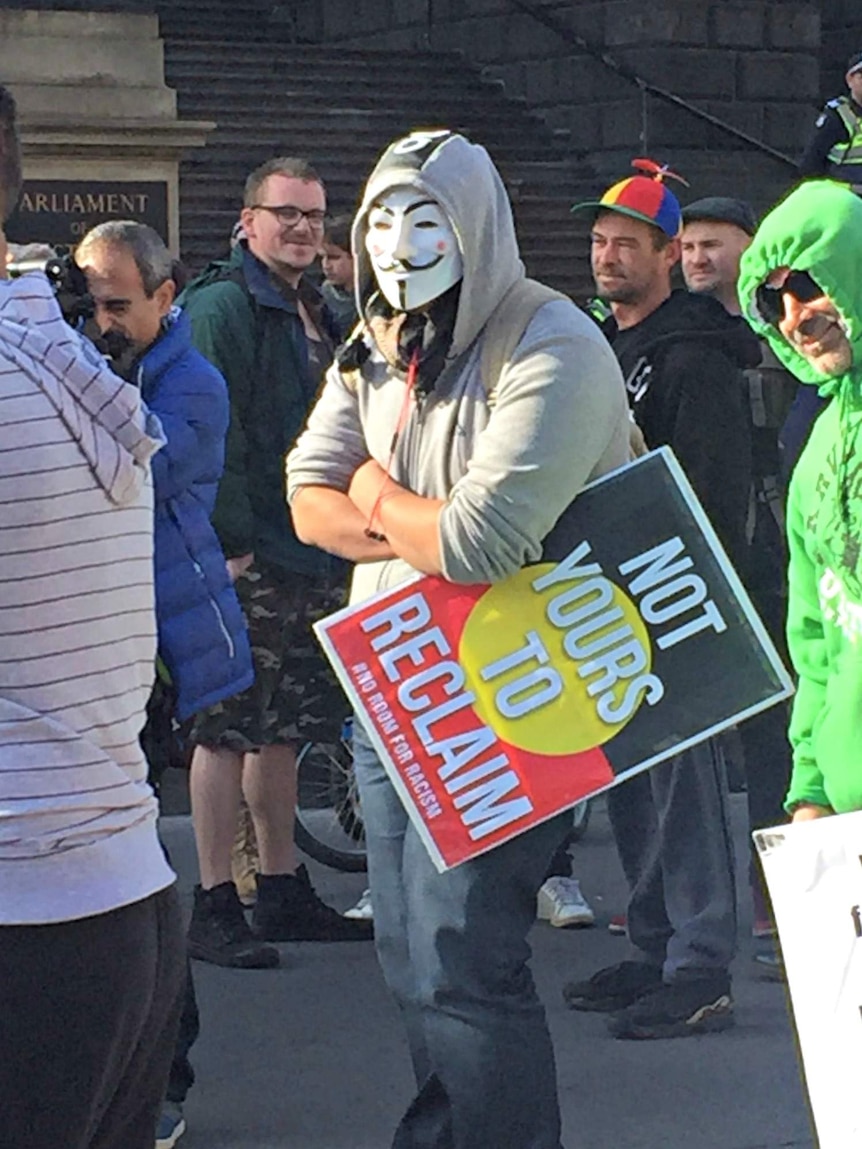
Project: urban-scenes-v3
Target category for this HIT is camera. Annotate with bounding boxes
[43,252,95,328]
[6,244,95,328]
[6,245,130,371]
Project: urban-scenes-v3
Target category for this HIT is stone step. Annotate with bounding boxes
[170,84,531,117]
[166,43,476,71]
[172,101,562,141]
[168,73,510,101]
[2,0,275,15]
[179,160,585,190]
[158,20,286,40]
[163,19,594,291]
[502,193,591,215]
[178,176,585,218]
[187,133,563,167]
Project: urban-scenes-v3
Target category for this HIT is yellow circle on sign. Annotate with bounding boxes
[459,563,652,755]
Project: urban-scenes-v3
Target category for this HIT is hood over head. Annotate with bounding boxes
[738,180,862,398]
[0,273,162,504]
[351,130,524,371]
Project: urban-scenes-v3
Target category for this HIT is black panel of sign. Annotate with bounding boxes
[6,181,169,247]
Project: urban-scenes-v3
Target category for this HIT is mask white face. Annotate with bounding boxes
[365,186,462,312]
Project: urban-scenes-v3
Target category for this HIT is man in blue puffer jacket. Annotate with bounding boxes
[77,220,254,1149]
[77,221,253,720]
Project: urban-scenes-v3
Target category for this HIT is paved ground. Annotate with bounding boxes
[159,793,815,1149]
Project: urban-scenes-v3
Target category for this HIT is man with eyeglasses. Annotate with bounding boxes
[178,156,371,969]
[739,180,862,828]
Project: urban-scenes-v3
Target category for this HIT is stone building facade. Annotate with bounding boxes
[821,0,862,99]
[4,0,857,241]
[295,0,824,210]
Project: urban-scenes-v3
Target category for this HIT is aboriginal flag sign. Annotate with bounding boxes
[314,448,793,871]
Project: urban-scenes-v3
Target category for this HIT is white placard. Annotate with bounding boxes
[756,811,862,1147]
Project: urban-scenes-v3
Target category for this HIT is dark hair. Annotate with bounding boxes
[78,220,173,296]
[323,212,352,251]
[651,229,673,252]
[243,156,324,208]
[0,85,22,225]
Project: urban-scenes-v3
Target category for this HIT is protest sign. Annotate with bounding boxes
[315,448,793,871]
[755,812,862,1148]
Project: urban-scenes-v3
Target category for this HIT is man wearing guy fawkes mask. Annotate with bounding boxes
[288,130,631,1149]
[357,183,464,391]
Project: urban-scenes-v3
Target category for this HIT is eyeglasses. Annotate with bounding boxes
[250,203,327,229]
[755,270,825,326]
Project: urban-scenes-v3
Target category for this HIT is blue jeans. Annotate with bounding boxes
[353,719,568,1149]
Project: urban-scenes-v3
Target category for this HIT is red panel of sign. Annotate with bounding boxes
[315,449,793,870]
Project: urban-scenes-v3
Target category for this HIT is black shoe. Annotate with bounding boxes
[562,960,662,1012]
[252,865,374,942]
[607,974,734,1040]
[188,882,280,969]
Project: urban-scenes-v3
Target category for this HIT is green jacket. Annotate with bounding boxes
[739,180,862,813]
[179,243,336,576]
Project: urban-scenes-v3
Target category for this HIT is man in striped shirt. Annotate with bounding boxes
[0,86,185,1149]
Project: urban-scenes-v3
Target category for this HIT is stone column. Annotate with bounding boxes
[0,9,214,255]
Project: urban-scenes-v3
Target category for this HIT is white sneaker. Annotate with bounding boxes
[343,888,373,921]
[155,1103,186,1149]
[536,877,595,928]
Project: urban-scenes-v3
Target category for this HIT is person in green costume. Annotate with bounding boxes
[739,179,862,822]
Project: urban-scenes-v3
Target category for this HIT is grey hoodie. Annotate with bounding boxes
[0,272,174,925]
[287,133,630,604]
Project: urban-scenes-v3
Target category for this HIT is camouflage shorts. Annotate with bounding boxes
[188,564,348,753]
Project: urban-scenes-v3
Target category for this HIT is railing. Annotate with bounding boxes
[507,0,796,168]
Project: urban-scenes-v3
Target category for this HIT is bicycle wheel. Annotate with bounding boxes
[294,725,367,873]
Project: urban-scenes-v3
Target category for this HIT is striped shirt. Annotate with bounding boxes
[0,272,175,925]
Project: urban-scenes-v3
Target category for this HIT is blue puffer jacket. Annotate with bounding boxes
[138,309,253,721]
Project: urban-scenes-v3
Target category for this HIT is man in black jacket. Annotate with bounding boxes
[681,197,801,972]
[564,166,758,1039]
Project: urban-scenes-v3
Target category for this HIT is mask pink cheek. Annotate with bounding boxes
[436,241,448,253]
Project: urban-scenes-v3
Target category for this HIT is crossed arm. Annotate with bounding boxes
[291,459,446,573]
[287,309,631,589]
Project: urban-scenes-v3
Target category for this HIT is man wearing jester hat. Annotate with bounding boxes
[287,130,631,1149]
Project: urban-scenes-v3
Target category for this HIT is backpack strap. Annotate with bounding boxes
[334,319,371,395]
[479,278,569,405]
